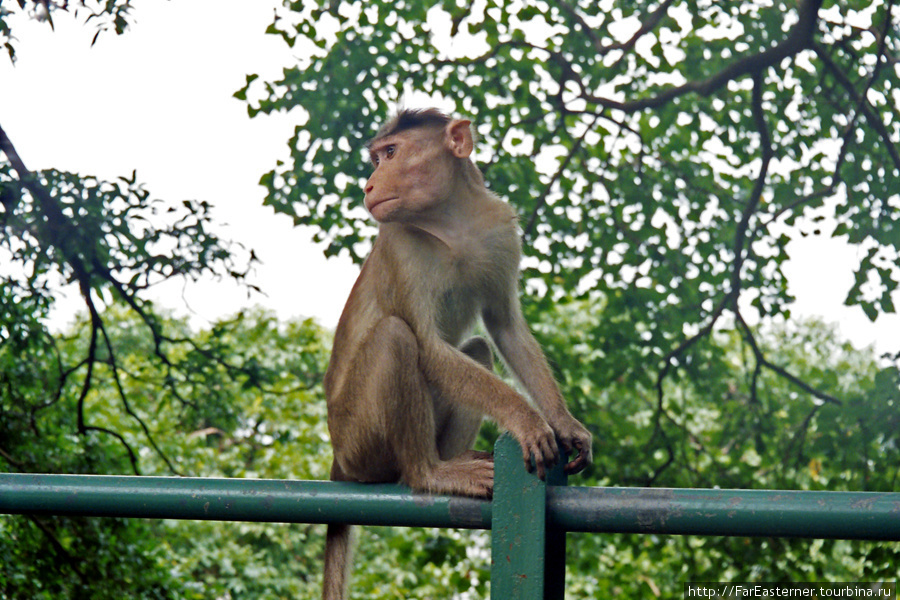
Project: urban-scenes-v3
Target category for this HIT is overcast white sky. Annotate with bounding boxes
[1,0,897,356]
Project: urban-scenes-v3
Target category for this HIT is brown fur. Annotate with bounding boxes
[322,109,592,600]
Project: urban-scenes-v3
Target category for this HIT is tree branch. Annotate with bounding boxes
[813,3,899,172]
[0,446,24,467]
[522,113,600,239]
[758,185,836,230]
[558,0,676,60]
[656,73,772,401]
[0,125,30,190]
[96,317,179,474]
[3,123,143,474]
[734,310,842,407]
[27,516,89,587]
[72,297,142,474]
[556,0,602,51]
[584,0,824,113]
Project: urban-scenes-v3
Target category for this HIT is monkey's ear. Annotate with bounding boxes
[445,119,474,159]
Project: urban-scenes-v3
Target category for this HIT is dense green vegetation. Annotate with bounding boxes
[1,308,897,598]
[2,0,899,598]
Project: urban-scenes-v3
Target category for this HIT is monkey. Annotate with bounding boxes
[321,108,592,600]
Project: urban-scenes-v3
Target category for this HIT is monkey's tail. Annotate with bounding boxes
[323,522,355,600]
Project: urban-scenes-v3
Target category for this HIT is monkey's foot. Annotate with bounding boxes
[408,455,494,499]
[457,449,493,462]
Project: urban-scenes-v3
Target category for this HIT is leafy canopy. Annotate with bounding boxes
[2,1,899,596]
[1,0,137,61]
[242,0,900,401]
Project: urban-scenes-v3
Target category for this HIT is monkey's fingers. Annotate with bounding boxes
[521,445,536,475]
[531,450,547,480]
[563,450,589,474]
[563,441,591,474]
[524,438,559,480]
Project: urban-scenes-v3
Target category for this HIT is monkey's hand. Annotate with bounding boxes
[509,413,560,480]
[550,415,593,475]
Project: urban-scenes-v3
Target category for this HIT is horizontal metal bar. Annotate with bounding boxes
[549,487,900,540]
[2,474,898,540]
[0,474,491,530]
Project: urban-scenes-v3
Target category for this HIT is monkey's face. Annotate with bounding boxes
[363,126,465,223]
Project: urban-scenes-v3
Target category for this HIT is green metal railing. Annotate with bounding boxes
[2,434,899,598]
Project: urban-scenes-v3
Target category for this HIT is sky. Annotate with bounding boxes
[1,0,897,356]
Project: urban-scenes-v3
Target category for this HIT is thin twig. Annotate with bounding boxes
[523,114,601,239]
[584,0,824,113]
[655,72,773,423]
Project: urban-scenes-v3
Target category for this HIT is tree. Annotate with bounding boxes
[242,0,899,439]
[3,1,899,596]
[1,308,337,598]
[1,4,266,594]
[0,0,262,476]
[1,0,137,61]
[545,306,900,595]
[0,133,260,472]
[4,306,894,598]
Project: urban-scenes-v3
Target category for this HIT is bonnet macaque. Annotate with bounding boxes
[322,108,592,600]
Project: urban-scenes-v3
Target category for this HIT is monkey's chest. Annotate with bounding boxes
[434,285,481,343]
[412,229,518,344]
[430,253,507,343]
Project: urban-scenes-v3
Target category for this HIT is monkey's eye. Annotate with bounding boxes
[385,145,395,159]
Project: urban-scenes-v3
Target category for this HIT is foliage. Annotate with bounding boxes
[541,306,900,594]
[0,147,257,473]
[241,0,900,415]
[1,4,268,592]
[237,6,900,584]
[2,0,900,597]
[534,299,900,492]
[1,309,337,598]
[1,0,137,61]
[4,307,896,598]
[1,0,261,478]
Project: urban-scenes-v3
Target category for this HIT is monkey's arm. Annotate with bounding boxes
[483,305,593,474]
[419,338,561,478]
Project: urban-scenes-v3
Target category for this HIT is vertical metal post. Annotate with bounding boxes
[544,455,568,600]
[491,433,567,599]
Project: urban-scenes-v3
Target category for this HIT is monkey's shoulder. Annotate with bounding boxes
[457,213,521,268]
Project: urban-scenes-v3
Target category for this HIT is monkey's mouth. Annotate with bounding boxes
[367,197,397,212]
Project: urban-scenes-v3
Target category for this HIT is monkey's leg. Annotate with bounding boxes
[359,317,493,498]
[434,337,493,461]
